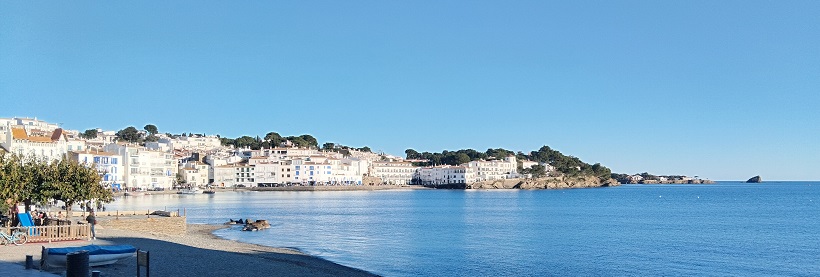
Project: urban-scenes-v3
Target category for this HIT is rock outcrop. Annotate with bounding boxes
[242,219,271,231]
[746,176,762,183]
[466,176,620,190]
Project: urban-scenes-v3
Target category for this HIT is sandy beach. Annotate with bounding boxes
[0,223,376,277]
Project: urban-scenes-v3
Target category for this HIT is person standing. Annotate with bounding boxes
[86,211,97,240]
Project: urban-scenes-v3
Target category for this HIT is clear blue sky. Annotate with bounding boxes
[2,1,818,180]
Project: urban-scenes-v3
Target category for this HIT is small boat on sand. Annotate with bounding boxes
[41,244,137,269]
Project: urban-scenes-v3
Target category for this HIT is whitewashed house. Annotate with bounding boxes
[104,143,176,190]
[371,161,418,185]
[1,125,68,162]
[68,150,124,190]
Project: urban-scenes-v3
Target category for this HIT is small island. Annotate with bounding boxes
[746,176,762,183]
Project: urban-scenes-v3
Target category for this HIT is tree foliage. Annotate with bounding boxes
[0,154,113,217]
[82,129,98,139]
[115,126,142,143]
[404,145,612,181]
[404,148,517,166]
[525,146,611,180]
[143,124,158,135]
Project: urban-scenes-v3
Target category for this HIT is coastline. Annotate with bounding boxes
[0,223,376,277]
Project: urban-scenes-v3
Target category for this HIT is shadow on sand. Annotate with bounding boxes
[32,235,376,277]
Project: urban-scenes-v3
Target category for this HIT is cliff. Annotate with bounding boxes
[466,176,620,190]
[746,176,762,183]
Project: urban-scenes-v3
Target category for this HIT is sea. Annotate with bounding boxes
[106,181,820,276]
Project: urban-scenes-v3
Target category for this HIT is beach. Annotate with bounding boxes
[0,223,376,277]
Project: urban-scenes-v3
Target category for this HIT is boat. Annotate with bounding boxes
[41,244,137,269]
[177,187,200,194]
[203,189,215,194]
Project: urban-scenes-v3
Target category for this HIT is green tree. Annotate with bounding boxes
[143,124,158,135]
[322,142,336,151]
[359,146,371,153]
[299,134,318,148]
[405,149,420,159]
[264,132,283,146]
[523,164,547,178]
[82,129,98,139]
[234,136,256,149]
[116,126,142,143]
[454,153,471,165]
[42,158,113,216]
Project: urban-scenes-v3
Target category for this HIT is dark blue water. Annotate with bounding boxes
[107,182,820,276]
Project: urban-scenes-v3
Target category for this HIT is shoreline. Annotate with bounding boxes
[113,184,430,196]
[0,223,376,277]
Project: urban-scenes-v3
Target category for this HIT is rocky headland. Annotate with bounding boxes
[626,179,715,185]
[467,176,620,190]
[746,176,762,183]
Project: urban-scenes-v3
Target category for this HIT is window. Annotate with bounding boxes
[94,157,101,164]
[295,171,300,176]
[295,166,300,170]
[309,166,314,170]
[112,158,118,164]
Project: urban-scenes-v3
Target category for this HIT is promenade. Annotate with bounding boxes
[0,223,375,277]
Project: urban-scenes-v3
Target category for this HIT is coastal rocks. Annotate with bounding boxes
[466,176,620,190]
[627,179,715,185]
[242,220,271,231]
[746,176,762,183]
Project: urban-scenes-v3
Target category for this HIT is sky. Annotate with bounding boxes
[1,1,818,181]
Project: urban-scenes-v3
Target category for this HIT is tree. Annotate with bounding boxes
[264,132,283,146]
[522,164,547,178]
[234,136,256,149]
[454,153,471,165]
[42,158,113,217]
[359,146,371,153]
[143,124,158,135]
[82,129,98,139]
[116,126,142,143]
[1,155,112,219]
[299,134,318,148]
[322,142,336,151]
[405,149,420,159]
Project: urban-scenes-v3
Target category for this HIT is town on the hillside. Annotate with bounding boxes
[0,117,564,191]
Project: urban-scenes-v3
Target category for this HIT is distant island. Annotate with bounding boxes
[746,176,762,183]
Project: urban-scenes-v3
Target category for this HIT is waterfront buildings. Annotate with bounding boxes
[69,150,124,190]
[467,156,519,182]
[371,161,417,185]
[104,143,176,190]
[179,161,209,187]
[2,116,548,189]
[1,124,68,162]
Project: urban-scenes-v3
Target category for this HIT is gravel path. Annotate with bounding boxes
[0,224,377,277]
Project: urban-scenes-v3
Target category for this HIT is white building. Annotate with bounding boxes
[416,165,473,185]
[104,143,176,190]
[466,156,518,182]
[0,117,60,138]
[371,161,418,185]
[178,161,210,187]
[1,125,68,162]
[68,150,124,190]
[212,163,255,187]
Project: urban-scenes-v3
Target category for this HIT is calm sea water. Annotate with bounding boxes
[107,182,820,276]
